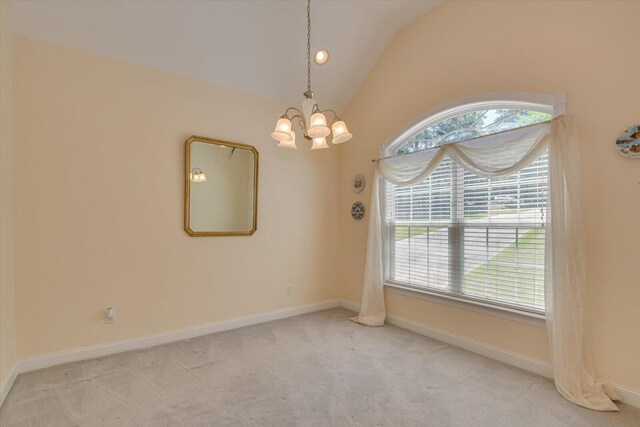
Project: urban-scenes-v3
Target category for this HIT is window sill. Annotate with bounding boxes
[384,283,546,328]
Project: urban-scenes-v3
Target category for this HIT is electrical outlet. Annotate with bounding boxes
[286,286,293,296]
[105,307,115,324]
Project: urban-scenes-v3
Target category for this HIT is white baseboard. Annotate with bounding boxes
[340,299,552,378]
[339,299,640,409]
[12,299,340,377]
[339,299,360,313]
[612,383,640,409]
[0,366,18,407]
[387,313,554,379]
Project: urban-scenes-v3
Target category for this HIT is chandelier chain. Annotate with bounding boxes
[306,0,311,93]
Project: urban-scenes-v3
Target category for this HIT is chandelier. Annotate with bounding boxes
[270,0,352,150]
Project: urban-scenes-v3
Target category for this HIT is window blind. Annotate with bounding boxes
[385,153,548,313]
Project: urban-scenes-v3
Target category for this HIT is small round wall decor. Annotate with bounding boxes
[616,125,640,158]
[351,201,365,220]
[352,174,365,193]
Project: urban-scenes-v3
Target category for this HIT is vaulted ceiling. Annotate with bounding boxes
[10,0,440,113]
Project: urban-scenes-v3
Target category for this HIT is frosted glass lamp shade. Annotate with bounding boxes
[307,113,331,138]
[277,130,297,149]
[331,120,353,144]
[311,137,329,150]
[271,118,293,142]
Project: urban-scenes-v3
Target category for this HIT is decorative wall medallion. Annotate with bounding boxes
[616,125,640,158]
[351,201,365,220]
[352,174,365,193]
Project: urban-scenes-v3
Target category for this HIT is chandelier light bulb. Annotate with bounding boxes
[311,137,329,150]
[277,130,298,149]
[314,50,329,65]
[271,118,293,142]
[331,120,353,144]
[307,112,331,138]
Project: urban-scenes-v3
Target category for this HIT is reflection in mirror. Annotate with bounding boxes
[185,136,258,236]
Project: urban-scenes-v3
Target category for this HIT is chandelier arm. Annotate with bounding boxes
[284,106,305,118]
[319,109,340,123]
[290,114,307,130]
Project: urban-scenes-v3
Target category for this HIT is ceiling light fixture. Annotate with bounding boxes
[314,49,329,65]
[271,0,352,150]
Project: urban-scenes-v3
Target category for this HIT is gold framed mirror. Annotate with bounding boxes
[184,136,258,236]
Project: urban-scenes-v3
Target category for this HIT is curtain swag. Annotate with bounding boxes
[351,115,619,411]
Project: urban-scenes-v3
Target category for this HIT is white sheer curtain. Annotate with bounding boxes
[350,172,386,326]
[351,116,619,411]
[545,118,619,410]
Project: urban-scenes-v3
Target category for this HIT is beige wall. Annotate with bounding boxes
[13,37,340,359]
[0,0,17,391]
[339,0,640,390]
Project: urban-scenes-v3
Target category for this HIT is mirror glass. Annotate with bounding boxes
[185,136,258,236]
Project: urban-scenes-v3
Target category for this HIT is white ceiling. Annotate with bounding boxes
[10,0,440,113]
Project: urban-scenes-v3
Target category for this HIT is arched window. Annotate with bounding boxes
[384,98,559,315]
[396,108,551,154]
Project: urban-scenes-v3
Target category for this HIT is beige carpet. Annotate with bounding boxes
[1,308,639,426]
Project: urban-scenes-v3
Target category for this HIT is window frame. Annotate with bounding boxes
[380,93,565,324]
